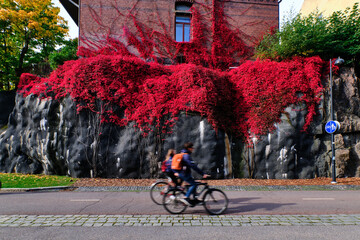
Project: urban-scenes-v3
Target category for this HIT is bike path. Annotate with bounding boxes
[1,186,360,227]
[0,185,360,227]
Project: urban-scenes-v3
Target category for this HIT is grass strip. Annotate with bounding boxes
[0,173,76,188]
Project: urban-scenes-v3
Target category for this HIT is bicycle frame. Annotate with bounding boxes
[193,182,209,200]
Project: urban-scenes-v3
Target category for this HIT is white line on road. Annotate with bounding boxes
[302,198,335,201]
[70,199,101,202]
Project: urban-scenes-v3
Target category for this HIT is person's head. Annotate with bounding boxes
[183,142,194,153]
[165,149,175,160]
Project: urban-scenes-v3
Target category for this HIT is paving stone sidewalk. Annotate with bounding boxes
[0,214,360,227]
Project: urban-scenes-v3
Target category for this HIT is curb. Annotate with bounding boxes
[0,186,77,193]
[74,185,360,192]
[2,185,360,193]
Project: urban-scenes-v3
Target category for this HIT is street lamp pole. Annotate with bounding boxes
[329,57,344,184]
[329,59,336,183]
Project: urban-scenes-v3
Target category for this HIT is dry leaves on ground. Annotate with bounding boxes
[72,177,360,187]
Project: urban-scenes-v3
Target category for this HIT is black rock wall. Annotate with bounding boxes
[240,104,319,179]
[0,68,359,179]
[237,67,360,179]
[0,94,229,178]
[0,90,16,128]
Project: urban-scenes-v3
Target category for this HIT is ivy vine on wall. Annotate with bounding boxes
[18,1,328,142]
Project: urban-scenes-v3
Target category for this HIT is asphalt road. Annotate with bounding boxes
[1,225,360,240]
[0,190,360,215]
[1,190,360,240]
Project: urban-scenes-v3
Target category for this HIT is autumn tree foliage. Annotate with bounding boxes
[49,38,79,70]
[18,1,328,141]
[0,0,68,89]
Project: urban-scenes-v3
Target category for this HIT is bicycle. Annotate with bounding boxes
[162,181,228,215]
[150,179,187,205]
[150,180,171,205]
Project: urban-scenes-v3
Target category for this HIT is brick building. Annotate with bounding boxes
[60,0,279,60]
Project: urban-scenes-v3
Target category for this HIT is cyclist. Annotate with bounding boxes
[162,149,182,188]
[173,142,210,206]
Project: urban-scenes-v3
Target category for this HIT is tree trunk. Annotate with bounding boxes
[15,38,29,88]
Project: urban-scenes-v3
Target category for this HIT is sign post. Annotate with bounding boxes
[325,120,340,183]
[327,57,344,184]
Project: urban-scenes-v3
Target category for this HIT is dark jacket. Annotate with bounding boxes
[164,157,173,173]
[177,149,204,177]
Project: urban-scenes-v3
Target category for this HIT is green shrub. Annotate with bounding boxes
[255,3,360,73]
[49,38,78,70]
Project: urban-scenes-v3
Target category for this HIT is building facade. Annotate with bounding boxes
[301,0,359,16]
[60,0,279,59]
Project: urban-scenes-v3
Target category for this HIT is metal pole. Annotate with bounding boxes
[330,59,336,183]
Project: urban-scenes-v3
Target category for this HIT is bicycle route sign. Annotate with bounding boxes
[325,120,340,134]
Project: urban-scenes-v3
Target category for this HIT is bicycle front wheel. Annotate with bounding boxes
[150,181,169,205]
[203,189,228,215]
[162,189,187,214]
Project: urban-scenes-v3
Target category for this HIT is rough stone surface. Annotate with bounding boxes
[0,68,360,179]
[239,67,360,179]
[0,90,15,129]
[0,94,226,178]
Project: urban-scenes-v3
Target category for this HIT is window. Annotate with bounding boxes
[176,16,191,42]
[175,2,192,42]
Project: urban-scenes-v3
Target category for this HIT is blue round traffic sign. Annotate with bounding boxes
[325,121,340,134]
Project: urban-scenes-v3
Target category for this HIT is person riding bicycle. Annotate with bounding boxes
[162,149,182,188]
[173,142,210,206]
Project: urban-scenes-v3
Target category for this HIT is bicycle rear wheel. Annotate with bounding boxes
[203,189,228,215]
[162,189,187,214]
[150,181,169,205]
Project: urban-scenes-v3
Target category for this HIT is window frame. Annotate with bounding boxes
[175,15,191,42]
[174,2,192,43]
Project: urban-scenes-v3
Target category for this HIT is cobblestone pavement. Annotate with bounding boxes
[0,214,360,227]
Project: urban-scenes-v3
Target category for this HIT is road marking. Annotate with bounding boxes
[70,199,101,202]
[302,198,335,201]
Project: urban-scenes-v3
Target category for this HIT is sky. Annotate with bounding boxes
[279,0,304,26]
[52,0,305,39]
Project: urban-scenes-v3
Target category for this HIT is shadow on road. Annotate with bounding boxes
[225,197,296,214]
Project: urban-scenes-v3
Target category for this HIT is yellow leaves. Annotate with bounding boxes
[17,9,27,17]
[0,0,69,40]
[0,9,7,20]
[28,20,39,30]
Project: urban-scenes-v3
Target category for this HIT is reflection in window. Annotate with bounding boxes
[175,2,192,42]
[176,16,191,42]
[175,3,191,11]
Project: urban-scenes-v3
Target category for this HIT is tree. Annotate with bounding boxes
[0,18,17,90]
[255,3,360,74]
[0,0,68,90]
[49,38,78,70]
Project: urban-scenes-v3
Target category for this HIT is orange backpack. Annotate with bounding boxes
[171,153,187,170]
